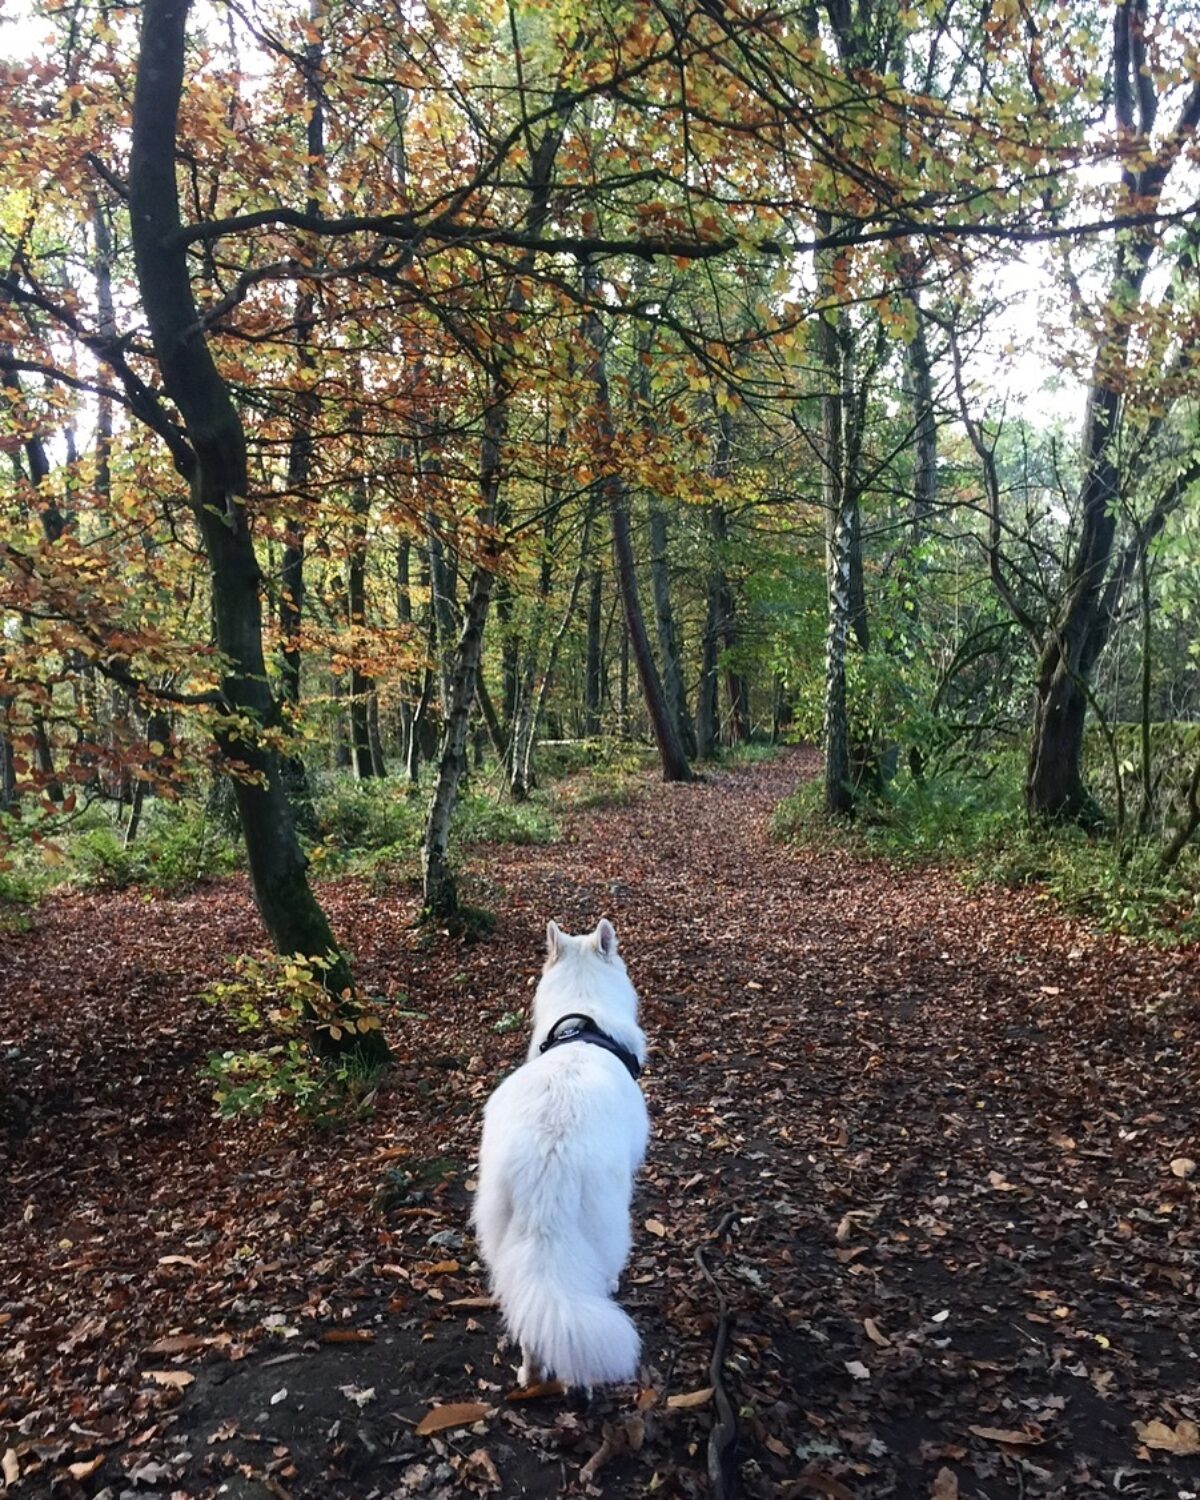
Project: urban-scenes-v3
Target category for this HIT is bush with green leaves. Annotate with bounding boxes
[201,951,388,1118]
[69,799,238,892]
[774,752,1199,945]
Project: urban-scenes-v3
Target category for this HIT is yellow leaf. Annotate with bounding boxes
[415,1402,491,1435]
[644,1218,667,1237]
[142,1370,195,1389]
[968,1424,1042,1446]
[68,1456,105,1480]
[666,1387,713,1409]
[1134,1418,1200,1455]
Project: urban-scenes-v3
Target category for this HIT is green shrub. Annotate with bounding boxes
[774,753,1199,945]
[456,791,556,845]
[201,951,388,1119]
[69,801,238,892]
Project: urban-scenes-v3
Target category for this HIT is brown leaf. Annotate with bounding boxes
[580,1416,645,1484]
[798,1475,855,1500]
[930,1467,958,1500]
[142,1370,195,1389]
[67,1456,105,1481]
[415,1402,491,1435]
[666,1387,713,1409]
[145,1334,208,1355]
[863,1317,891,1347]
[506,1380,567,1402]
[2,1449,20,1488]
[644,1218,667,1237]
[157,1255,200,1269]
[1133,1418,1200,1456]
[417,1259,460,1275]
[447,1297,494,1309]
[1169,1157,1196,1180]
[321,1329,376,1344]
[967,1424,1042,1447]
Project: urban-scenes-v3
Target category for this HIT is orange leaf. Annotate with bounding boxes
[415,1402,491,1435]
[666,1387,713,1409]
[506,1380,567,1402]
[968,1425,1042,1446]
[142,1370,195,1389]
[321,1329,375,1344]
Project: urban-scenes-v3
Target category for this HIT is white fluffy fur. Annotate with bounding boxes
[472,918,649,1389]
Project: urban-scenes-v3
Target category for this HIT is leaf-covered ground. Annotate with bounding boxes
[2,749,1198,1499]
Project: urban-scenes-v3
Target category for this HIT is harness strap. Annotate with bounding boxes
[538,1012,642,1081]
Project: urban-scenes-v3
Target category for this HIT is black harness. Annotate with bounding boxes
[538,1013,642,1082]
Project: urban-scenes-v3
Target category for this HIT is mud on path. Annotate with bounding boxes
[2,749,1198,1499]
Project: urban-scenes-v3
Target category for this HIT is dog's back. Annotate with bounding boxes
[473,919,649,1388]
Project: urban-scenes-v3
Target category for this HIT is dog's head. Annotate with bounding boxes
[544,917,619,970]
[532,918,641,1048]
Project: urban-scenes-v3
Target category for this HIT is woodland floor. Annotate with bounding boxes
[2,748,1199,1500]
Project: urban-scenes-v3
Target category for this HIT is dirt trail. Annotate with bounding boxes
[2,749,1198,1498]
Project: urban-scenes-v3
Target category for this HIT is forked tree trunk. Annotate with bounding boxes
[584,568,603,734]
[129,0,386,1063]
[648,495,697,758]
[583,273,693,782]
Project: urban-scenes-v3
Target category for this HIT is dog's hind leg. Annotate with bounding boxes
[517,1345,542,1388]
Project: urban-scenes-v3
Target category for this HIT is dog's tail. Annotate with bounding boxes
[494,1244,640,1388]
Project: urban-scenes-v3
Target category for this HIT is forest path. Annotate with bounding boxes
[2,748,1198,1499]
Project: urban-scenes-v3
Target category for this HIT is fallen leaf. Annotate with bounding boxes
[417,1259,460,1274]
[145,1334,208,1355]
[416,1402,491,1435]
[968,1424,1043,1446]
[142,1370,195,1389]
[67,1457,105,1481]
[863,1317,891,1347]
[270,1387,288,1405]
[666,1387,713,1409]
[931,1466,959,1499]
[447,1296,493,1309]
[1133,1418,1200,1456]
[157,1255,200,1269]
[844,1360,871,1381]
[1169,1157,1196,1180]
[2,1450,19,1488]
[580,1415,645,1484]
[644,1218,667,1237]
[321,1329,376,1344]
[506,1379,567,1402]
[798,1475,855,1500]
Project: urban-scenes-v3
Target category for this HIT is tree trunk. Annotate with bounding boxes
[348,465,381,780]
[648,495,698,758]
[583,274,693,782]
[1024,4,1200,822]
[129,0,386,1063]
[584,568,603,735]
[819,302,855,816]
[696,581,720,759]
[421,101,573,911]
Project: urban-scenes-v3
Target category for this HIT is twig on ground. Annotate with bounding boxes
[696,1208,739,1500]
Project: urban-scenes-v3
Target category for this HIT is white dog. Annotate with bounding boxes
[472,918,649,1389]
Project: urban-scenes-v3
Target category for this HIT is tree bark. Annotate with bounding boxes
[584,567,603,735]
[583,270,693,781]
[648,495,698,757]
[129,0,386,1062]
[1024,4,1200,822]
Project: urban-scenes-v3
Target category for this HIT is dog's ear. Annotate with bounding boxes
[595,918,617,960]
[545,919,563,966]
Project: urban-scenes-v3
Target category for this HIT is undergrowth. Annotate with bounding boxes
[773,754,1200,945]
